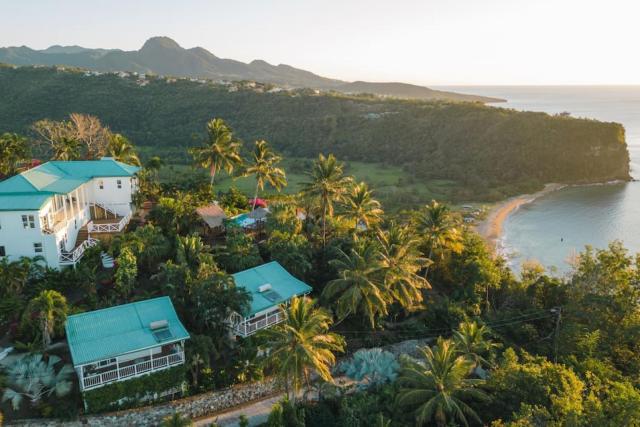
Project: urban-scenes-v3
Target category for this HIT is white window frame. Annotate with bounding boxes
[33,242,43,253]
[22,215,35,229]
[117,179,122,189]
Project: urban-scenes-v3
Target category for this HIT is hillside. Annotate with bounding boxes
[0,65,630,200]
[0,36,502,103]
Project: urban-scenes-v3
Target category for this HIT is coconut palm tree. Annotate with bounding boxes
[396,338,487,427]
[340,181,383,232]
[189,118,242,187]
[323,239,388,327]
[412,200,463,277]
[262,297,345,401]
[0,132,30,177]
[244,140,287,210]
[452,321,500,370]
[21,290,68,348]
[52,136,81,161]
[377,224,431,311]
[301,154,353,245]
[0,256,46,297]
[2,354,73,410]
[108,133,141,166]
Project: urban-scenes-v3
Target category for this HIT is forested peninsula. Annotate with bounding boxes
[0,65,630,200]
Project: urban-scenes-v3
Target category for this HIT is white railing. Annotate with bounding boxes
[59,238,99,266]
[87,211,132,233]
[234,310,284,337]
[82,351,185,390]
[90,202,120,218]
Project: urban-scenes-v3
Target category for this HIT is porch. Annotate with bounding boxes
[232,309,285,337]
[80,344,185,391]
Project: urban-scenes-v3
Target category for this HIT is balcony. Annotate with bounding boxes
[87,211,131,233]
[81,351,185,391]
[233,309,285,337]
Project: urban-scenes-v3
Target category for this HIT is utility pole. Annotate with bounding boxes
[551,307,562,363]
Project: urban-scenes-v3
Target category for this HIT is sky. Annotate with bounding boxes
[1,0,639,85]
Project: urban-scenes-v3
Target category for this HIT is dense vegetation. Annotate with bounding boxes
[0,65,630,201]
[2,116,640,426]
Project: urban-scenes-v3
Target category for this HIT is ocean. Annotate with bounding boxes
[437,86,640,275]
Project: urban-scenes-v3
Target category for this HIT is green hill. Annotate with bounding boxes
[0,65,630,201]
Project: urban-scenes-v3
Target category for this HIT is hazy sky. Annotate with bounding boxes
[1,0,639,85]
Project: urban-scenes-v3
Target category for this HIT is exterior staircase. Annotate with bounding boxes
[90,203,119,220]
[76,227,89,247]
[101,252,115,268]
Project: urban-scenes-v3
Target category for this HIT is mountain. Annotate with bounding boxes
[0,36,502,102]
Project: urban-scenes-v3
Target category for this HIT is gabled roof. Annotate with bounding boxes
[0,158,139,211]
[232,261,312,316]
[65,297,190,366]
[196,203,227,228]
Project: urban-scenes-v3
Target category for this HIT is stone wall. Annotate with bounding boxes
[9,377,280,427]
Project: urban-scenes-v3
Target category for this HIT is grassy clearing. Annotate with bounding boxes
[158,158,462,211]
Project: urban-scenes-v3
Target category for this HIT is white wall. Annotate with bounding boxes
[90,177,135,216]
[0,209,58,266]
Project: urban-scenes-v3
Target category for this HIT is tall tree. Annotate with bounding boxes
[301,154,353,245]
[108,133,141,166]
[189,118,242,187]
[323,239,388,327]
[115,247,137,301]
[340,181,383,232]
[52,136,81,161]
[377,223,431,311]
[412,200,463,277]
[397,338,487,427]
[0,133,30,177]
[21,290,68,348]
[244,140,287,210]
[262,297,345,401]
[452,321,500,370]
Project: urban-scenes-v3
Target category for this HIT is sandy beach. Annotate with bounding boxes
[475,183,566,251]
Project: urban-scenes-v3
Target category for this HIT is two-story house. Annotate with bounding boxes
[0,158,139,269]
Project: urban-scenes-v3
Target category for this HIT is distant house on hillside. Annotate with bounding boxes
[65,297,189,393]
[0,158,139,269]
[230,261,312,337]
[196,203,227,234]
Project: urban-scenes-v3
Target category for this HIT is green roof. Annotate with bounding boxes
[232,261,313,316]
[65,297,190,366]
[0,158,140,211]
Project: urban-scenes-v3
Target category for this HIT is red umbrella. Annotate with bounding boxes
[249,198,268,208]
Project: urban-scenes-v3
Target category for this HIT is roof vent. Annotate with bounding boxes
[258,283,272,293]
[150,320,168,330]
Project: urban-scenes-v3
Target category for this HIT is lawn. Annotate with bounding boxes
[158,158,461,211]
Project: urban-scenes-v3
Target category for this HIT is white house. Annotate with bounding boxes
[65,297,190,392]
[0,158,139,269]
[230,262,312,337]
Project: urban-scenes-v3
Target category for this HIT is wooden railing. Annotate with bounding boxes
[234,310,284,337]
[59,238,98,266]
[82,352,185,390]
[87,211,132,233]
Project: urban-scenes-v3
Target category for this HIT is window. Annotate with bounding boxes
[98,180,104,190]
[117,179,122,189]
[22,215,35,229]
[33,242,43,253]
[0,246,5,257]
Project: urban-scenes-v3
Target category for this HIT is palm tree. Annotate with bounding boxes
[301,154,353,245]
[244,140,287,210]
[452,321,499,370]
[161,412,193,427]
[2,354,73,410]
[377,224,431,311]
[52,136,81,161]
[323,239,388,327]
[0,256,46,297]
[340,182,383,232]
[21,290,68,348]
[412,200,463,277]
[262,297,345,401]
[0,132,30,177]
[396,338,487,427]
[189,118,242,187]
[108,133,141,166]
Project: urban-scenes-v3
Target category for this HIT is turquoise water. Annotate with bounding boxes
[438,86,640,274]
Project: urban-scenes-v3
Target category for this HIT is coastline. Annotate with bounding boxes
[475,183,566,252]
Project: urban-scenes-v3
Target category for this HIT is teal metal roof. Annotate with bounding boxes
[65,297,190,366]
[0,158,140,211]
[232,261,313,316]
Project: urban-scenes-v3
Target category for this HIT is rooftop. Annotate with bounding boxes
[65,296,190,366]
[0,158,140,211]
[232,261,312,316]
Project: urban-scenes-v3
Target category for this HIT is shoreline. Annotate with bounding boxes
[475,183,567,252]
